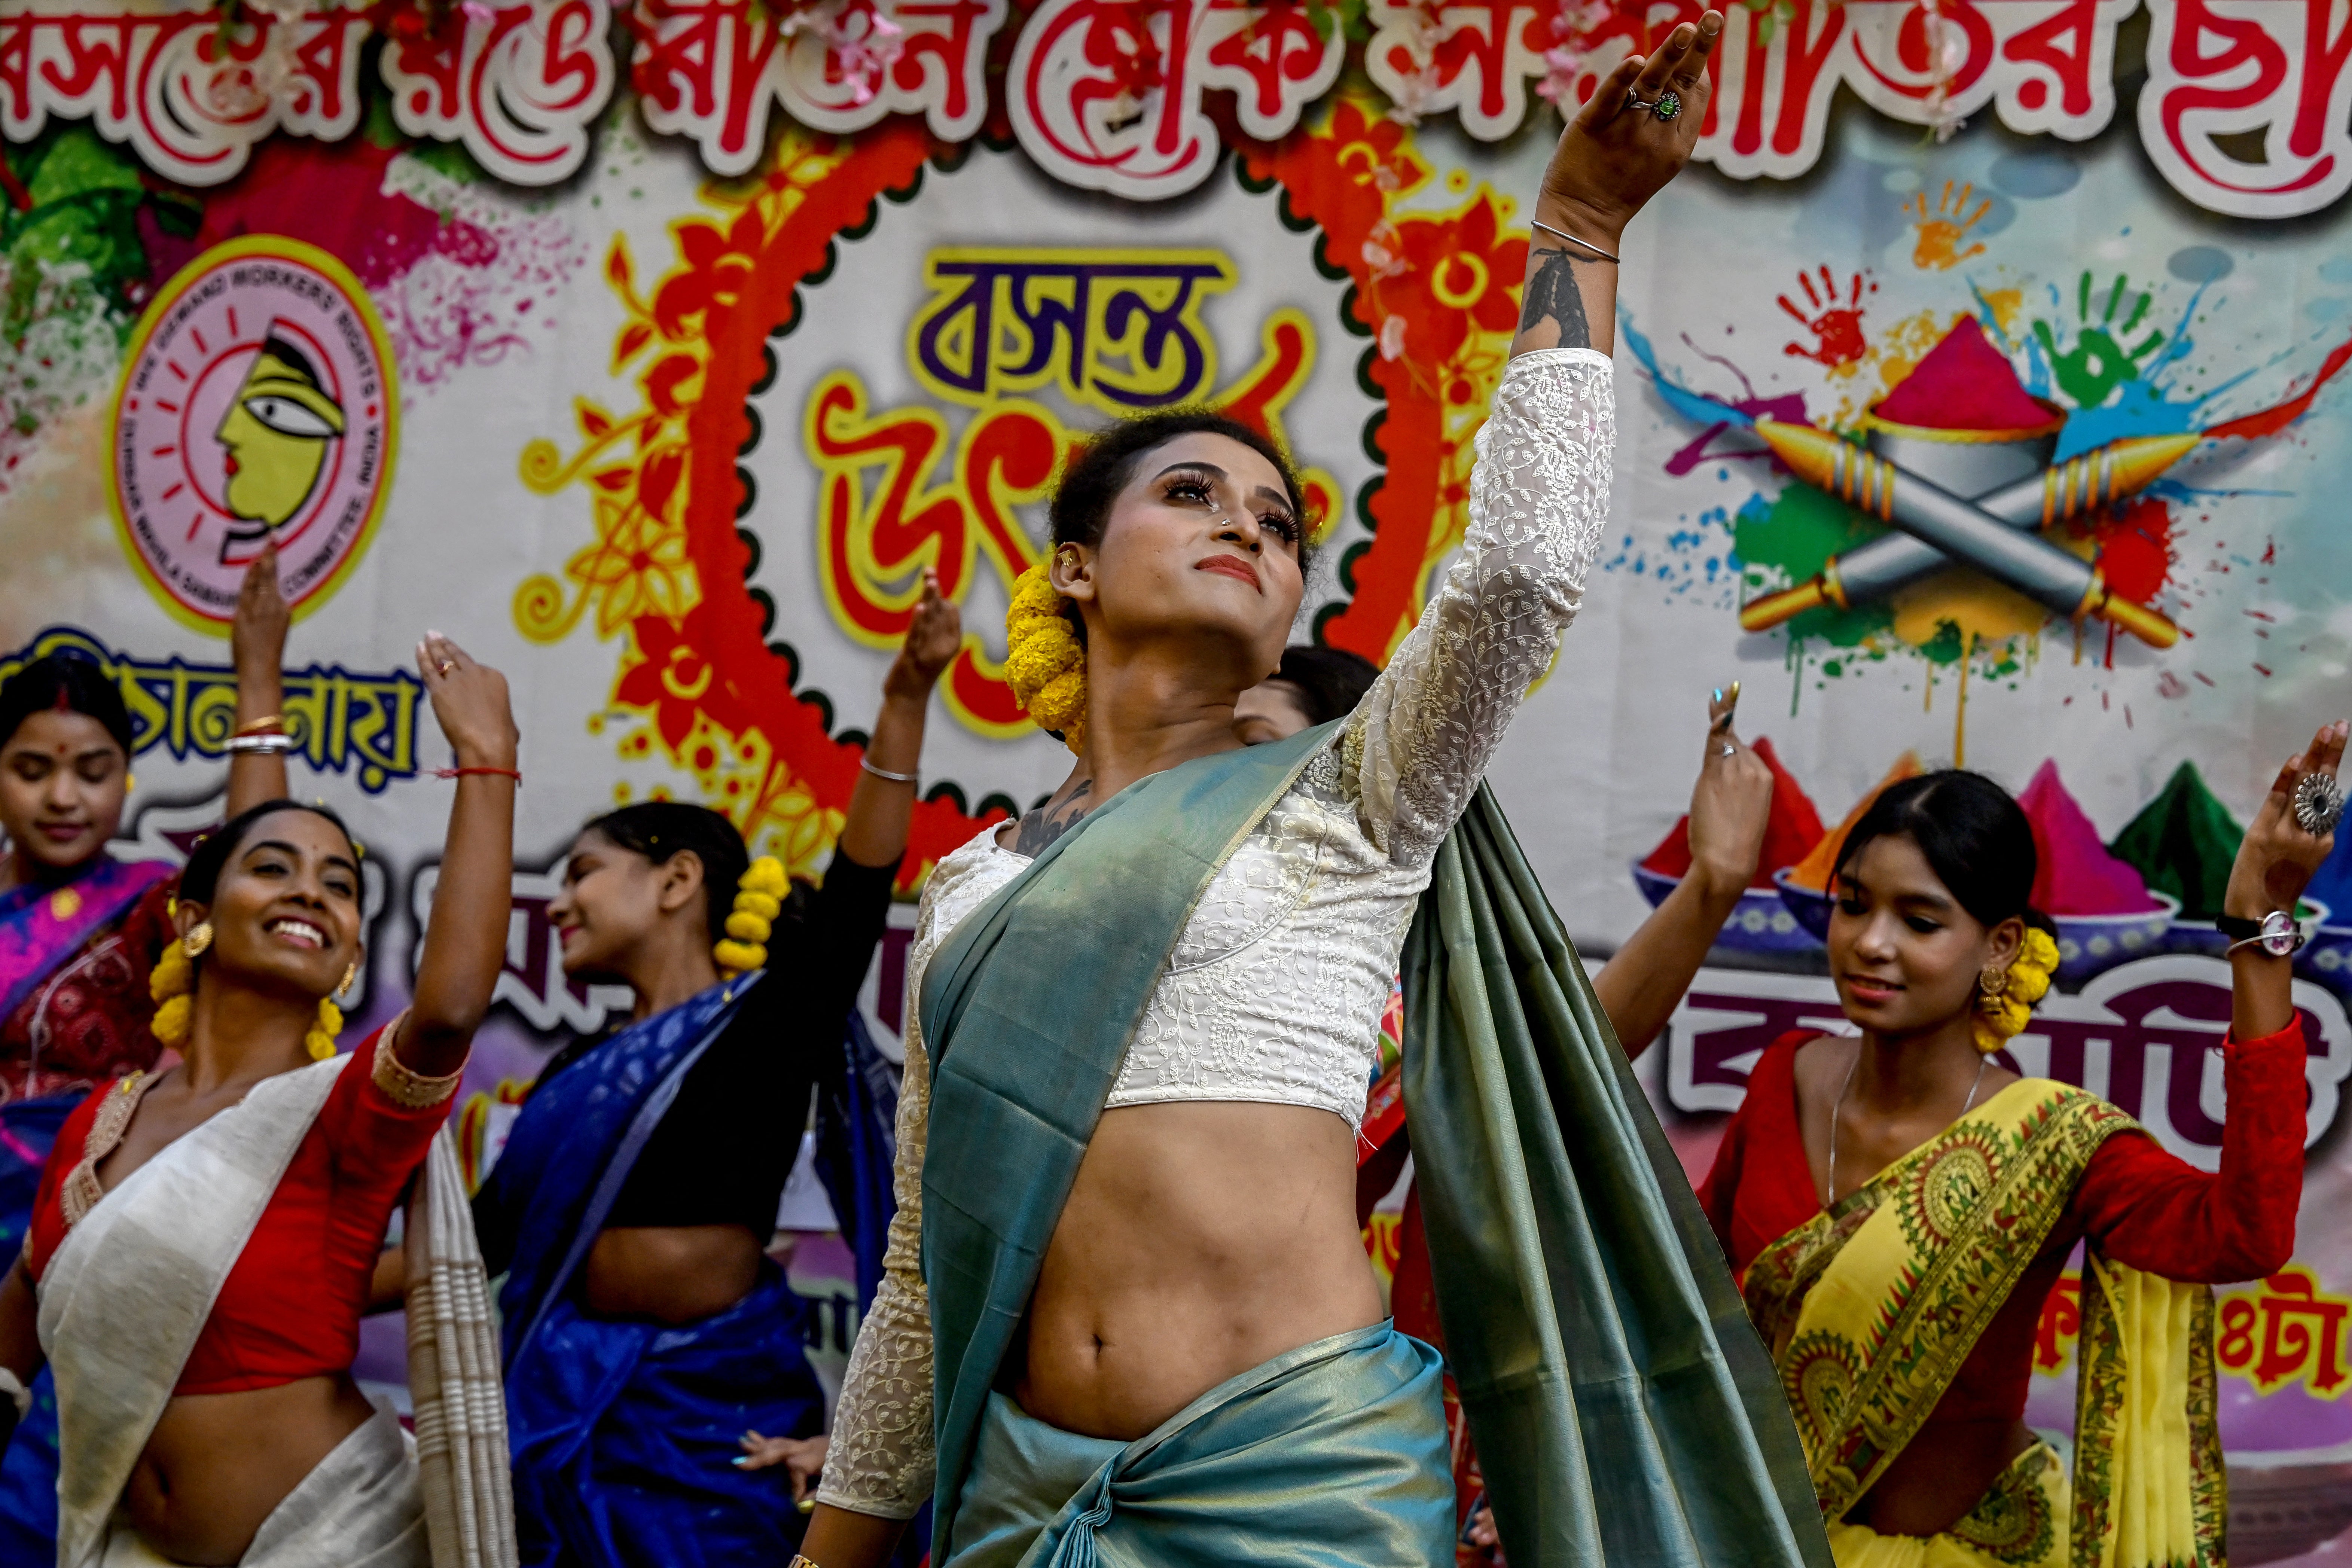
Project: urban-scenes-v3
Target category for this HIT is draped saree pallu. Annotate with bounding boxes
[1739,1082,2225,1568]
[915,722,1832,1568]
[35,1058,510,1568]
[482,978,827,1568]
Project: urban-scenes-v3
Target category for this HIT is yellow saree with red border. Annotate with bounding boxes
[1740,1079,2227,1568]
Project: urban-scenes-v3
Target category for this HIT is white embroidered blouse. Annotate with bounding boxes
[816,348,1616,1519]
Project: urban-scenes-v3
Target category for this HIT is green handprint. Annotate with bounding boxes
[2031,272,2165,410]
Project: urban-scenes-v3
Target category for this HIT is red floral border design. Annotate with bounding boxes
[521,98,1538,887]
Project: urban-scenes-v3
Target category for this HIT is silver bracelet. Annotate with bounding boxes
[859,757,918,785]
[2227,909,2306,959]
[225,733,297,754]
[1530,219,1620,265]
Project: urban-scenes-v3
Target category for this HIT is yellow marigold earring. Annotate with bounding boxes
[306,994,343,1062]
[1970,928,2059,1054]
[1004,560,1087,755]
[715,857,788,975]
[149,924,206,1049]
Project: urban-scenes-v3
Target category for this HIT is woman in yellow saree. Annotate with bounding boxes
[1696,736,2337,1568]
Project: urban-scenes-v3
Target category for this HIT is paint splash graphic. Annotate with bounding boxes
[0,128,189,491]
[1623,232,2352,723]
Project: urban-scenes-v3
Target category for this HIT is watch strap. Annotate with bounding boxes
[2214,913,2267,941]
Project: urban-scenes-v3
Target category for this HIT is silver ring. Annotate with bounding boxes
[1626,88,1682,121]
[1718,744,1736,758]
[2294,772,2343,836]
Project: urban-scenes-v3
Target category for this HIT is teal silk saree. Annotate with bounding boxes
[917,725,1831,1568]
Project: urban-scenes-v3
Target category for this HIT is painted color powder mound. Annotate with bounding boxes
[1785,752,1925,891]
[1871,317,2056,433]
[1641,736,1826,888]
[2107,762,2243,921]
[2019,760,2160,915]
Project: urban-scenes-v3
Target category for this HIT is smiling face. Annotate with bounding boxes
[1827,833,2022,1037]
[0,710,129,876]
[1055,433,1305,694]
[547,828,704,982]
[182,808,363,1005]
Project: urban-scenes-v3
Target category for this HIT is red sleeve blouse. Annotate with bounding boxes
[1698,1022,2309,1423]
[25,1024,458,1395]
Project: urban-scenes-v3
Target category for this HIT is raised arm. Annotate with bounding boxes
[1510,12,1722,364]
[2225,719,2343,1041]
[225,545,292,815]
[837,569,960,870]
[2078,718,2342,1281]
[397,633,519,1078]
[1595,686,1772,1055]
[1345,14,1723,866]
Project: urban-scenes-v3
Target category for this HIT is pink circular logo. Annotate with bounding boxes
[110,236,399,631]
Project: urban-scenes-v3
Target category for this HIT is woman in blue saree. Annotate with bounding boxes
[472,576,961,1567]
[802,22,1828,1568]
[0,549,294,1558]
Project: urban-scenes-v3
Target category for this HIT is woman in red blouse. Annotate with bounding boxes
[1699,730,2331,1568]
[0,632,519,1568]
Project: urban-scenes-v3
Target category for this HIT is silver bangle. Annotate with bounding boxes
[859,757,918,785]
[1530,219,1620,265]
[225,733,296,754]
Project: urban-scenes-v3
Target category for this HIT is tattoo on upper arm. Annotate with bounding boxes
[1007,779,1094,857]
[1517,245,1593,350]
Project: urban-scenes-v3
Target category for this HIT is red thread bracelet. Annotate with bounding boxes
[436,766,523,785]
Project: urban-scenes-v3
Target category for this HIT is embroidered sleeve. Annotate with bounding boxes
[816,936,937,1518]
[1344,348,1615,867]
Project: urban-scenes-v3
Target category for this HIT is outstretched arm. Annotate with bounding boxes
[837,570,961,870]
[1511,13,1722,363]
[225,545,292,815]
[2225,719,2343,1041]
[1594,686,1771,1056]
[397,634,519,1078]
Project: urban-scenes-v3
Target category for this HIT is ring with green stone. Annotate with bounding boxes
[1652,89,1682,121]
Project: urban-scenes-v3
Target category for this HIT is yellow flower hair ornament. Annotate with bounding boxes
[1972,925,2060,1054]
[715,856,788,974]
[1004,562,1087,756]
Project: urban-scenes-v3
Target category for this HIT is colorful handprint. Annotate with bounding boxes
[1907,180,1991,270]
[1779,267,1870,370]
[2031,272,2164,409]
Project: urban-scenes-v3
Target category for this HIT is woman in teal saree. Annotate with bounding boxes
[801,18,1827,1568]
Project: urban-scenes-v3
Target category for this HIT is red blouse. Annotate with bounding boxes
[1697,1024,2308,1423]
[25,1024,454,1395]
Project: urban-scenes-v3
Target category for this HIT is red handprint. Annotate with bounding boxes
[1779,267,1872,371]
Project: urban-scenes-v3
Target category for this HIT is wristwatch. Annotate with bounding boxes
[2216,909,2304,957]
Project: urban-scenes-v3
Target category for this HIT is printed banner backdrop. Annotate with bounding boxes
[4,0,2352,1555]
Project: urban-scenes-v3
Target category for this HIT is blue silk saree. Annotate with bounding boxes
[915,726,1834,1568]
[480,978,826,1568]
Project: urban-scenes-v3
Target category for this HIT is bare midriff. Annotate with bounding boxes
[586,1223,765,1324]
[1014,1100,1382,1441]
[1851,1415,2037,1537]
[130,1375,376,1565]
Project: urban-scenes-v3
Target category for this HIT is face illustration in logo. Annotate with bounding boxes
[214,328,345,537]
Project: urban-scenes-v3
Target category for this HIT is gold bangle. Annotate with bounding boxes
[371,1018,463,1108]
[788,1557,822,1568]
[234,714,286,738]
